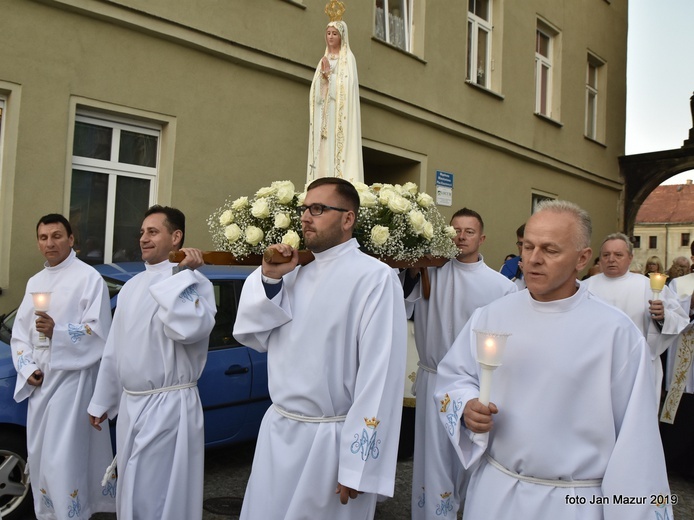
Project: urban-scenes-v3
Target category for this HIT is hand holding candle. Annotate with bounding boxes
[648,273,668,301]
[474,330,511,406]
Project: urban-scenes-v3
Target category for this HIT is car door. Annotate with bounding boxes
[199,279,255,446]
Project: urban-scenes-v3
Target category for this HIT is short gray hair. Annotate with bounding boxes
[601,232,633,255]
[533,199,592,250]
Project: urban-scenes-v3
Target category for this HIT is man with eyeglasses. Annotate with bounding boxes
[234,177,407,520]
[403,208,516,520]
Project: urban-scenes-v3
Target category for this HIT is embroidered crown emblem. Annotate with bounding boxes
[70,490,78,498]
[441,491,452,499]
[40,488,47,494]
[364,416,380,429]
[440,393,451,413]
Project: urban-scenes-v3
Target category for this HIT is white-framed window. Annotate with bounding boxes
[534,26,553,117]
[374,0,414,53]
[69,112,161,264]
[531,190,556,213]
[585,52,606,142]
[467,0,492,88]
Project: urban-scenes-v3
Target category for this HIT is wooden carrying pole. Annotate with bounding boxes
[169,249,440,298]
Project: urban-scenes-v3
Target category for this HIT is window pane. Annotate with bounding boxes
[374,2,386,40]
[682,233,690,247]
[466,20,473,80]
[587,63,597,88]
[474,0,489,20]
[649,236,657,248]
[119,130,158,168]
[70,169,108,265]
[73,121,113,160]
[388,0,407,50]
[540,64,549,114]
[477,28,488,85]
[113,176,151,262]
[536,31,549,58]
[586,92,596,137]
[209,282,242,349]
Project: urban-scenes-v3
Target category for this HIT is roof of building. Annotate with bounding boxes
[636,181,694,224]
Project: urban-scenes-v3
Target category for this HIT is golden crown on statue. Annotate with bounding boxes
[325,0,346,22]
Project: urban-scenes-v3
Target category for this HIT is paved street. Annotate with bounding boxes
[86,439,694,519]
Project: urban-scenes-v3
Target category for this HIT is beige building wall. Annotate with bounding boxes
[0,0,628,311]
[633,223,694,272]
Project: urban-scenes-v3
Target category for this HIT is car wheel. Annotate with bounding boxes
[0,430,33,520]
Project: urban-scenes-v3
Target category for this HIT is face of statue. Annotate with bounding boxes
[326,26,341,52]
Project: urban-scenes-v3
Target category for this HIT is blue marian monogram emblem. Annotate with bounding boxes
[40,488,54,509]
[350,417,381,461]
[16,350,29,371]
[67,489,81,518]
[68,323,91,344]
[102,473,117,498]
[417,488,426,508]
[436,492,454,516]
[439,393,463,436]
[179,284,199,304]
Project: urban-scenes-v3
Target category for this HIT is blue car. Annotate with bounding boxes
[0,262,270,520]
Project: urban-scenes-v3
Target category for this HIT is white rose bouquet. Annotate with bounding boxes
[209,180,458,263]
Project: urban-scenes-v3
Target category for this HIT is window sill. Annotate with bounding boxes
[534,112,563,128]
[583,135,607,148]
[371,37,426,64]
[280,0,306,8]
[465,80,504,100]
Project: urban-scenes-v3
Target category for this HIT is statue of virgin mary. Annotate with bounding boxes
[307,2,364,183]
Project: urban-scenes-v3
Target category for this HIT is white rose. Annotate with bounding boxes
[422,221,434,240]
[387,195,411,214]
[273,181,296,204]
[274,212,291,229]
[408,210,426,234]
[297,192,307,206]
[417,193,434,208]
[245,226,264,246]
[231,196,249,210]
[379,188,396,205]
[359,191,378,208]
[255,185,277,198]
[281,230,301,249]
[403,182,419,196]
[219,209,234,226]
[251,198,271,219]
[352,181,370,193]
[444,225,457,238]
[224,224,242,242]
[370,225,390,246]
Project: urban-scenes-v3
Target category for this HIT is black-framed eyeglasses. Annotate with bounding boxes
[296,203,349,217]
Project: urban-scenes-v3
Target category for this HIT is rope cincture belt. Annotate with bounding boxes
[417,361,437,374]
[485,453,603,488]
[100,381,199,486]
[123,381,197,396]
[273,404,346,423]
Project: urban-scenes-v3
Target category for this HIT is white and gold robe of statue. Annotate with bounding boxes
[233,239,407,520]
[307,20,363,183]
[435,284,672,520]
[11,250,115,519]
[405,255,516,520]
[88,260,216,520]
[665,273,694,392]
[584,271,689,402]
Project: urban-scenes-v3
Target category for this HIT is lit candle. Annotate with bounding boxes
[648,273,668,300]
[474,330,511,406]
[31,291,52,347]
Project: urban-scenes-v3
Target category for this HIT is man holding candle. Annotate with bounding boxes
[10,213,116,519]
[233,178,407,520]
[403,208,516,520]
[435,200,672,520]
[88,205,216,520]
[584,232,688,403]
